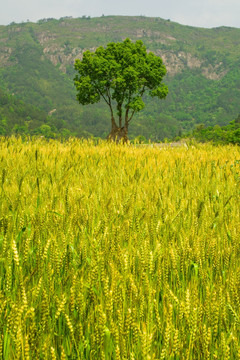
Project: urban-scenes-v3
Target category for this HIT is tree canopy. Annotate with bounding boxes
[74,38,168,141]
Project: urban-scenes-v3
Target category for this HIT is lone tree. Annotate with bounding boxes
[74,38,168,142]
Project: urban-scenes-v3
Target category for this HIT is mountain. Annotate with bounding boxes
[0,16,240,140]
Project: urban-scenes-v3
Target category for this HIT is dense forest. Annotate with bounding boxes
[0,16,240,140]
[186,115,240,145]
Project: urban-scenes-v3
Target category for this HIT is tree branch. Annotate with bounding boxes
[93,81,110,106]
[128,109,136,124]
[106,88,117,128]
[140,85,146,96]
[124,90,133,125]
[117,102,123,128]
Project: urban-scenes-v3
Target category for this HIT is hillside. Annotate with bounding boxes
[0,88,90,138]
[0,16,240,140]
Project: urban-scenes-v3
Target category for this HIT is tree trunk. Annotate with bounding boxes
[107,123,128,143]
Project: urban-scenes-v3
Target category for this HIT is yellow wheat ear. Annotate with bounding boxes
[0,138,240,359]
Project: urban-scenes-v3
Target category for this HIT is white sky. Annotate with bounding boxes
[1,0,240,28]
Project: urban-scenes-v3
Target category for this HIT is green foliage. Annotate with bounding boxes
[0,88,48,135]
[187,114,240,145]
[74,39,168,132]
[0,89,88,139]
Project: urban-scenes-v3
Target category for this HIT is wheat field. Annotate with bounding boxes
[0,137,240,359]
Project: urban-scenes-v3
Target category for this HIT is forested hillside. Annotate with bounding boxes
[186,115,240,145]
[0,16,240,140]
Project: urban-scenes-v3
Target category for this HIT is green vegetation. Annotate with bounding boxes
[0,89,90,138]
[182,114,240,145]
[0,16,240,140]
[0,88,48,136]
[0,139,240,358]
[74,38,168,141]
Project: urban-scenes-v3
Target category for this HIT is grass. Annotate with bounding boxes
[0,137,240,359]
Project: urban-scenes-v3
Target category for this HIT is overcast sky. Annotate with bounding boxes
[1,0,240,28]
